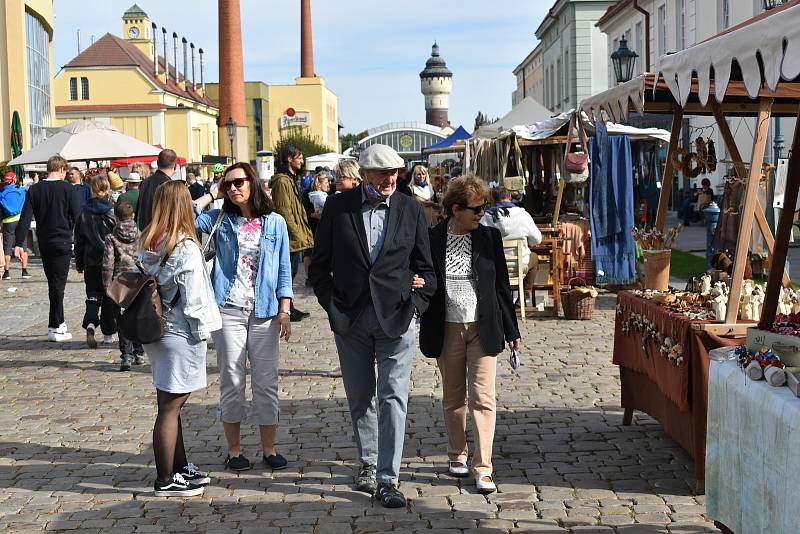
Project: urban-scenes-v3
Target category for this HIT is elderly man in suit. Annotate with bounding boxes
[309,144,436,508]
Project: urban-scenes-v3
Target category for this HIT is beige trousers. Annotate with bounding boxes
[437,322,498,475]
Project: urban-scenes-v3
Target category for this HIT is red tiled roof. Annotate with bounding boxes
[597,0,632,27]
[56,103,169,112]
[63,33,217,109]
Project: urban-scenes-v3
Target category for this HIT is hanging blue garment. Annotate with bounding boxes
[588,122,636,285]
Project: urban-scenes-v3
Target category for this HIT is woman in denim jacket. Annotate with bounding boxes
[194,162,293,472]
[139,181,222,497]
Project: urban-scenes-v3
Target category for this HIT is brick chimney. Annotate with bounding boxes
[218,0,246,127]
[300,0,314,78]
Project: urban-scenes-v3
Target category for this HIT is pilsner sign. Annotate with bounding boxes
[280,108,310,129]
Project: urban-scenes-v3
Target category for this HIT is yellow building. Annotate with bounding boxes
[52,5,219,164]
[206,76,340,156]
[0,0,55,163]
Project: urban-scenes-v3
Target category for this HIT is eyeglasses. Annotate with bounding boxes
[461,203,487,215]
[223,177,247,190]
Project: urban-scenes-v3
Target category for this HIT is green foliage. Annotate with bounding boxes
[667,249,707,283]
[474,111,488,131]
[273,127,332,162]
[340,130,368,152]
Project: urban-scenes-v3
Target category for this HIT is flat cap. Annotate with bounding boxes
[358,144,405,171]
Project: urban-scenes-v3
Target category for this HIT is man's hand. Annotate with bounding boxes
[412,274,425,291]
[13,246,23,260]
[507,338,521,352]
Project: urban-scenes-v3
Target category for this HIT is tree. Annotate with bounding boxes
[272,127,331,163]
[340,130,369,152]
[474,111,489,131]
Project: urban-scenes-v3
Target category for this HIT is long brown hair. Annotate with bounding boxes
[141,181,198,257]
[221,162,274,217]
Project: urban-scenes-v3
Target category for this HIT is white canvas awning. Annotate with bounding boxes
[579,75,647,124]
[475,96,552,138]
[508,110,669,143]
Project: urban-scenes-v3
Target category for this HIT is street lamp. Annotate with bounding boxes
[611,36,638,85]
[763,0,787,9]
[225,117,236,162]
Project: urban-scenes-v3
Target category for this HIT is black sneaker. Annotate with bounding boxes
[263,453,287,470]
[153,473,204,497]
[375,482,406,508]
[224,454,251,471]
[180,463,211,485]
[133,354,145,365]
[289,307,310,322]
[119,357,132,372]
[355,464,377,494]
[1,270,9,280]
[21,269,30,279]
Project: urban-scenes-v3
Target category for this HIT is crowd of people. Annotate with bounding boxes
[9,143,526,504]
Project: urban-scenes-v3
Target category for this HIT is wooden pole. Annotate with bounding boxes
[655,109,684,231]
[724,99,773,324]
[552,179,566,227]
[760,107,800,329]
[709,100,790,287]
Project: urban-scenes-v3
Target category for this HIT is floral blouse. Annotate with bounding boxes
[225,217,262,310]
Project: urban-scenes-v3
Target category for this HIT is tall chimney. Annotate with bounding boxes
[182,37,188,89]
[300,0,314,78]
[172,32,179,83]
[190,43,196,88]
[218,0,247,128]
[161,27,168,80]
[151,22,158,75]
[199,48,205,91]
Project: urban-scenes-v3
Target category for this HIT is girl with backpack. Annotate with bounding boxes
[74,175,117,348]
[139,180,221,497]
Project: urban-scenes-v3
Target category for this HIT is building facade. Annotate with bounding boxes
[357,122,449,166]
[420,43,453,128]
[52,5,219,164]
[512,43,544,107]
[535,0,616,114]
[0,0,55,163]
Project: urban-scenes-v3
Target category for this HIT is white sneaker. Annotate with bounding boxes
[102,334,117,345]
[86,324,97,349]
[474,473,497,494]
[48,328,73,342]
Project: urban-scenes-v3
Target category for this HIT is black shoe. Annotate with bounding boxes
[133,354,145,365]
[224,454,251,471]
[375,482,406,508]
[263,453,288,470]
[180,463,211,485]
[290,308,310,322]
[21,268,30,279]
[86,324,97,349]
[1,270,9,280]
[153,473,204,497]
[119,357,132,372]
[355,464,377,494]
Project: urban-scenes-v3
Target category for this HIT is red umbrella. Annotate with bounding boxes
[109,144,187,168]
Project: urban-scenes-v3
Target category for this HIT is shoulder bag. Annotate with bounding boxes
[563,113,590,184]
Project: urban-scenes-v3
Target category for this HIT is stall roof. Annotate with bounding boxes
[510,110,669,143]
[475,96,552,138]
[422,126,471,153]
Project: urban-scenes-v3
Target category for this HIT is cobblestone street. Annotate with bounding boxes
[0,263,718,533]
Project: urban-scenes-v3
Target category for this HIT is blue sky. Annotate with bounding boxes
[52,1,550,135]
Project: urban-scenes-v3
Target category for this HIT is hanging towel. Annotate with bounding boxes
[589,122,636,285]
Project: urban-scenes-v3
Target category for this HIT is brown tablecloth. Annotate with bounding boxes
[613,291,744,483]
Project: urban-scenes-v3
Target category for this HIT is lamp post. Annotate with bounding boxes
[226,117,237,163]
[611,36,638,85]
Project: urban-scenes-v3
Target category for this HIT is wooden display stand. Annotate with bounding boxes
[528,228,563,318]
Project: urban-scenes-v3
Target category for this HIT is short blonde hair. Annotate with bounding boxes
[90,174,111,199]
[335,159,361,182]
[131,162,151,178]
[442,174,489,217]
[311,172,330,192]
[47,155,68,173]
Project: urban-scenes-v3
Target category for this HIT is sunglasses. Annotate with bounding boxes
[223,177,247,190]
[461,203,487,215]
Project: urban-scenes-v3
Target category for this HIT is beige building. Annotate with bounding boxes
[0,0,55,163]
[512,42,544,107]
[52,5,219,164]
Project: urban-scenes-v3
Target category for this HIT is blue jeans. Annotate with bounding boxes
[333,302,415,485]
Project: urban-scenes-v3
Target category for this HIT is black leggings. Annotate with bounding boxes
[153,389,190,484]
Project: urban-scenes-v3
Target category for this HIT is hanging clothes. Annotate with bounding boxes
[588,122,636,285]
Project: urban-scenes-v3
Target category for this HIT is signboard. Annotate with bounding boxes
[280,111,310,129]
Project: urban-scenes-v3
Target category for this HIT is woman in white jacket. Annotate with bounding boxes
[480,186,542,273]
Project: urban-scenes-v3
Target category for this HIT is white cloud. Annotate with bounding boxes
[53,1,549,135]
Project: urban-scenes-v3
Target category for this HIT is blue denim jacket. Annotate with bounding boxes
[195,208,293,318]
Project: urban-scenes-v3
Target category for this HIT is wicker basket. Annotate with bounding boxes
[561,278,596,320]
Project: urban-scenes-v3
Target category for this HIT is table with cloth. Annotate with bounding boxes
[706,350,800,534]
[613,291,743,492]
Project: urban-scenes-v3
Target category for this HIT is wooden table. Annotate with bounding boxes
[528,237,563,317]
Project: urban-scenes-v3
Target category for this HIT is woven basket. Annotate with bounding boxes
[643,249,672,291]
[561,278,596,320]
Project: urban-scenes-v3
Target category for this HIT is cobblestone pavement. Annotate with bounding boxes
[0,262,719,533]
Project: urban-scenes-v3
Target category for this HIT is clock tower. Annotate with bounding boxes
[122,4,153,58]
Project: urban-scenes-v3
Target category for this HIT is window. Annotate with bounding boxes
[720,0,731,30]
[80,77,89,100]
[563,49,569,103]
[69,77,77,100]
[676,0,685,50]
[612,38,619,85]
[253,99,263,153]
[26,12,52,147]
[635,22,644,75]
[658,4,667,55]
[556,59,562,109]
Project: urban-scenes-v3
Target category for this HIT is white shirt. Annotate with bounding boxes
[445,232,478,323]
[480,204,542,266]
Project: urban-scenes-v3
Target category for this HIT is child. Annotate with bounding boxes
[102,200,144,371]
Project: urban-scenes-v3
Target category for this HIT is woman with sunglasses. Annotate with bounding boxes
[194,162,293,472]
[418,174,520,494]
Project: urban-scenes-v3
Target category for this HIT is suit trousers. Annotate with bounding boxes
[334,302,415,485]
[437,322,498,475]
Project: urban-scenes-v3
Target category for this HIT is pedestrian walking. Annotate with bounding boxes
[139,180,221,497]
[137,149,177,230]
[101,200,144,371]
[74,174,117,349]
[116,172,142,214]
[419,175,521,494]
[67,166,90,210]
[308,144,436,508]
[15,156,81,342]
[0,171,31,280]
[194,162,293,472]
[270,145,313,322]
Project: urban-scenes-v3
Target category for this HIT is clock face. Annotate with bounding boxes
[128,26,140,39]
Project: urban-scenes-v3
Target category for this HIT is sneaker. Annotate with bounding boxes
[224,454,251,471]
[355,464,377,494]
[119,357,132,372]
[289,307,310,322]
[21,269,31,279]
[47,328,73,342]
[180,463,211,486]
[1,270,9,280]
[133,354,146,365]
[86,324,97,349]
[102,334,117,345]
[375,482,406,508]
[153,473,204,497]
[263,453,287,470]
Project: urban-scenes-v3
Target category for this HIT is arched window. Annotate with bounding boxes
[69,77,77,100]
[81,77,89,100]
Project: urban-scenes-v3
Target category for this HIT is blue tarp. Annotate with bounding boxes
[422,126,471,153]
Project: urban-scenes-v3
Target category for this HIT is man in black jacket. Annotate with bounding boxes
[136,149,177,230]
[309,144,436,508]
